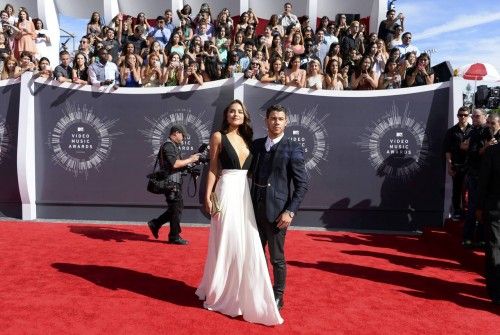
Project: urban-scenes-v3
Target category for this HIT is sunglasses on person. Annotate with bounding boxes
[457,114,469,117]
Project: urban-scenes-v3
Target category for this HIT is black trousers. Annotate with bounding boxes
[485,209,500,301]
[154,193,183,240]
[451,170,466,215]
[255,197,287,297]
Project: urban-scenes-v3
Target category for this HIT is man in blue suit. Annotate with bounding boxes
[251,104,308,310]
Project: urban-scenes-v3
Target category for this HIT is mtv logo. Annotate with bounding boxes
[77,127,84,132]
[292,130,300,135]
[396,132,403,137]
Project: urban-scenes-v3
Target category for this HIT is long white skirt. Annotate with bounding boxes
[195,169,283,326]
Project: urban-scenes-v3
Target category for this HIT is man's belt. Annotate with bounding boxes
[254,182,270,188]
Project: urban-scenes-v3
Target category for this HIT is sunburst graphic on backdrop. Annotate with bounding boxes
[0,118,10,165]
[48,101,122,177]
[141,108,211,160]
[356,102,429,180]
[285,105,330,177]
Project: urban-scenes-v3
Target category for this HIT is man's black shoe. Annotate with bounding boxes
[147,220,159,239]
[168,237,188,245]
[275,296,284,310]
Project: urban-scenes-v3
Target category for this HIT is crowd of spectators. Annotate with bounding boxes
[0,2,434,90]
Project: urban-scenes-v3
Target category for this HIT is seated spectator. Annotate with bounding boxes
[323,42,342,72]
[324,59,347,90]
[88,47,119,87]
[53,50,72,83]
[33,18,50,60]
[396,32,420,59]
[285,55,306,88]
[278,3,299,34]
[167,32,185,58]
[305,59,324,90]
[244,57,263,80]
[268,14,284,38]
[378,9,405,44]
[163,52,183,86]
[0,56,20,79]
[260,57,285,84]
[14,9,36,58]
[87,12,103,42]
[71,52,88,85]
[341,64,351,88]
[141,53,163,87]
[213,26,229,63]
[134,13,151,40]
[351,55,378,90]
[35,56,52,79]
[119,53,141,87]
[405,52,434,87]
[181,60,203,85]
[378,58,401,89]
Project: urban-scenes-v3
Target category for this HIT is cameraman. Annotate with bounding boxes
[147,125,200,245]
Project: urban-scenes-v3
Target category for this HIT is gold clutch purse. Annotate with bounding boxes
[210,192,221,215]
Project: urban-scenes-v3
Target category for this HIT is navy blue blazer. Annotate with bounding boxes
[250,137,308,223]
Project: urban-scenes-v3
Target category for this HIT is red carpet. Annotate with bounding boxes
[0,221,498,334]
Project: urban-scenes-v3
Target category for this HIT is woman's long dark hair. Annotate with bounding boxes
[220,99,253,147]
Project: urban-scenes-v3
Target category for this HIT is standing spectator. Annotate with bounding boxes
[35,57,52,79]
[317,16,330,34]
[53,50,72,83]
[268,14,284,38]
[88,47,119,87]
[212,26,229,63]
[340,21,362,59]
[337,14,349,37]
[235,12,250,33]
[119,53,141,87]
[167,32,185,58]
[286,28,304,56]
[278,3,299,34]
[462,108,489,247]
[389,24,403,49]
[315,29,329,68]
[305,59,324,90]
[239,41,254,71]
[0,31,11,73]
[148,16,171,49]
[260,57,285,84]
[146,41,168,66]
[163,52,183,86]
[0,56,20,79]
[141,53,163,87]
[378,9,405,44]
[33,18,50,60]
[396,32,420,59]
[14,9,36,58]
[120,19,147,55]
[18,51,36,73]
[399,51,416,82]
[243,25,256,43]
[285,55,306,88]
[323,43,342,72]
[75,36,92,63]
[118,43,142,66]
[196,22,212,43]
[181,60,203,85]
[247,8,259,27]
[378,58,401,89]
[102,28,120,63]
[486,113,500,143]
[71,52,89,84]
[177,18,193,43]
[176,4,193,26]
[443,107,472,219]
[244,57,263,80]
[351,55,378,90]
[134,13,151,40]
[282,47,294,68]
[324,59,347,90]
[87,12,102,42]
[299,38,320,70]
[4,4,16,25]
[164,9,176,34]
[477,122,500,305]
[269,34,283,59]
[405,52,433,87]
[324,23,339,46]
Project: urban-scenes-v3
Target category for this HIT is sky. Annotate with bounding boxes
[59,0,500,72]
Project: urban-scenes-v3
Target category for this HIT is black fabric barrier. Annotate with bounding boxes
[244,84,449,230]
[33,83,233,221]
[0,83,21,218]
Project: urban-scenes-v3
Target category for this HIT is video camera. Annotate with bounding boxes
[475,85,500,109]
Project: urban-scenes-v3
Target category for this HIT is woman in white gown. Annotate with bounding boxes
[196,100,283,326]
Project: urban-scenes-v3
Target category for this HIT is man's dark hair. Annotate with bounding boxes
[458,106,470,114]
[266,104,288,118]
[156,16,165,22]
[489,111,500,120]
[386,9,396,16]
[59,50,70,57]
[402,32,412,39]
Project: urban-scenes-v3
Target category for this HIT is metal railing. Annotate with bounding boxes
[59,28,75,52]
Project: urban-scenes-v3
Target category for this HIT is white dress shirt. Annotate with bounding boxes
[265,133,284,152]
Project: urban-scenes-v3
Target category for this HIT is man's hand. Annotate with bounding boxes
[190,153,201,164]
[276,211,293,229]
